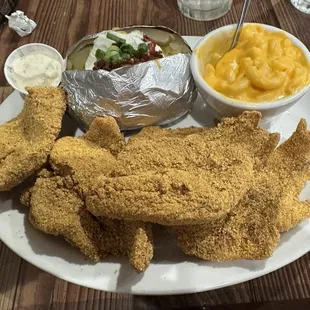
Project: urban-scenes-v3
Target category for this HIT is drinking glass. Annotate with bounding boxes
[177,0,233,21]
[290,0,310,13]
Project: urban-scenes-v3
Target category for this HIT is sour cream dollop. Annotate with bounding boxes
[85,30,162,70]
[11,52,62,92]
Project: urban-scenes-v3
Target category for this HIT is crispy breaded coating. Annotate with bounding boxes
[267,119,310,232]
[24,117,153,272]
[86,112,279,226]
[0,87,66,191]
[29,174,106,260]
[27,172,152,269]
[216,111,280,168]
[50,138,116,195]
[172,119,310,261]
[83,117,125,156]
[97,217,153,272]
[111,111,279,177]
[172,182,281,261]
[127,224,153,272]
[20,188,32,207]
[51,118,119,186]
[20,169,52,207]
[87,149,254,225]
[130,126,206,141]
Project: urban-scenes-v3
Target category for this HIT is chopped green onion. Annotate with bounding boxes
[120,44,136,56]
[110,54,123,64]
[107,32,126,44]
[95,49,105,60]
[122,53,131,60]
[106,45,120,53]
[105,50,119,58]
[138,43,148,54]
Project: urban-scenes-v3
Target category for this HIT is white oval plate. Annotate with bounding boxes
[1,37,310,295]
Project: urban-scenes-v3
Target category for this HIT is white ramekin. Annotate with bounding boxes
[190,23,310,128]
[4,43,65,95]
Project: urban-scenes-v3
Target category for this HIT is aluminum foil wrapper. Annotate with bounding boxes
[62,29,197,131]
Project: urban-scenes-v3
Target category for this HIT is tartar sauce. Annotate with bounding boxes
[11,52,62,91]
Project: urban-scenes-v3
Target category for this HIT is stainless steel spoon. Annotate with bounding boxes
[228,0,252,52]
[228,0,251,52]
[214,0,252,65]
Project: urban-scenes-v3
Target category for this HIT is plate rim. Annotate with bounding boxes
[1,231,310,295]
[1,36,310,295]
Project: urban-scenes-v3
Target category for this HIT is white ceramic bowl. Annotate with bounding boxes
[190,23,310,128]
[4,43,65,95]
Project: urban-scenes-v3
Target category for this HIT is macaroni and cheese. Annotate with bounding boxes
[202,24,310,102]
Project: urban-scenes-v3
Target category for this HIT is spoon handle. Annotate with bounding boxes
[229,0,252,51]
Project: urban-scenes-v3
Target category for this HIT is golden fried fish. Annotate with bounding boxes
[172,119,310,261]
[86,112,279,226]
[22,117,153,272]
[0,87,66,191]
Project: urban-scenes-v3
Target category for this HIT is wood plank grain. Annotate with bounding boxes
[49,281,133,310]
[133,282,253,309]
[251,253,310,302]
[12,260,56,310]
[0,86,13,103]
[0,242,22,310]
[271,0,310,48]
[1,0,309,86]
[1,0,310,309]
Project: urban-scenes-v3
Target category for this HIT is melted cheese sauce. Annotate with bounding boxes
[201,25,310,102]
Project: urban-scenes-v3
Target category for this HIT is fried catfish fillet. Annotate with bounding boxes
[268,119,310,232]
[23,117,153,272]
[172,119,310,261]
[171,181,281,261]
[86,112,279,226]
[0,87,66,191]
[25,172,152,271]
[112,111,280,176]
[83,117,126,156]
[88,152,254,226]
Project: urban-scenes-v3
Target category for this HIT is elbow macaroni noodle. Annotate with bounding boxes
[203,25,310,102]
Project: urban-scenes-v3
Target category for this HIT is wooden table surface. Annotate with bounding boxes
[1,0,310,309]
